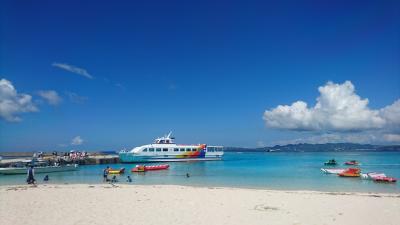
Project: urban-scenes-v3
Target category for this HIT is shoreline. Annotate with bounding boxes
[1,184,400,225]
[2,183,400,198]
[1,182,399,195]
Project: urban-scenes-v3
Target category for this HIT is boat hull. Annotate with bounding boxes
[108,168,125,174]
[321,168,346,174]
[0,165,79,175]
[119,153,223,163]
[338,173,360,177]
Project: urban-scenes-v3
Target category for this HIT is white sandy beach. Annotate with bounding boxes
[0,184,399,225]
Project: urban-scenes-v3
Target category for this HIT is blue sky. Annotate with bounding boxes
[1,0,399,151]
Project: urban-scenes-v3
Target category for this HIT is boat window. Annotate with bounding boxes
[156,148,161,152]
[180,148,185,152]
[186,148,191,152]
[192,148,197,151]
[162,148,168,152]
[143,148,148,152]
[149,148,154,152]
[166,140,170,144]
[174,148,179,152]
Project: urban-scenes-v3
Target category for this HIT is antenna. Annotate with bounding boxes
[167,131,172,138]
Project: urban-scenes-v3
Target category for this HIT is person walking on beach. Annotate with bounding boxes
[103,166,109,182]
[26,166,35,184]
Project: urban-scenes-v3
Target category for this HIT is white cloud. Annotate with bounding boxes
[52,63,93,79]
[383,134,400,143]
[71,136,84,146]
[380,100,400,128]
[37,90,62,105]
[0,78,38,122]
[263,81,396,132]
[65,91,88,104]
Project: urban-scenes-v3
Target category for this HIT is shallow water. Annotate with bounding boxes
[1,152,399,193]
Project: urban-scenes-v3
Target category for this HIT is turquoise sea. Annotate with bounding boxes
[1,152,399,193]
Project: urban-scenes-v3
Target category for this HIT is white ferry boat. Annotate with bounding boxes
[119,132,223,163]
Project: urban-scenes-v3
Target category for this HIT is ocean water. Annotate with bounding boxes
[1,152,399,193]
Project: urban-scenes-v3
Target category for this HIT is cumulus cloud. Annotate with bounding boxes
[71,136,84,145]
[379,100,400,128]
[37,90,62,106]
[0,78,38,122]
[263,81,398,132]
[65,91,88,104]
[52,63,93,79]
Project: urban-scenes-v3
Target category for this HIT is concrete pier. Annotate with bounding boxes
[0,154,120,167]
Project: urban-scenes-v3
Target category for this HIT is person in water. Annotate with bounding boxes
[126,176,132,182]
[111,175,118,183]
[26,166,35,184]
[43,175,49,182]
[186,173,190,178]
[103,166,109,182]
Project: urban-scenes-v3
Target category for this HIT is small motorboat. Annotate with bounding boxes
[361,172,387,179]
[344,160,359,166]
[131,164,169,172]
[0,162,79,175]
[321,168,346,174]
[324,159,337,166]
[373,176,397,183]
[108,168,125,174]
[338,168,361,177]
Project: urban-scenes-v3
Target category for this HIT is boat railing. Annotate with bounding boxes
[207,146,224,152]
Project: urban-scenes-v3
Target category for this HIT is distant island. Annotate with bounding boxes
[1,143,400,158]
[224,143,400,152]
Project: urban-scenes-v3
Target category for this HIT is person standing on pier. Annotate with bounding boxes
[103,166,109,182]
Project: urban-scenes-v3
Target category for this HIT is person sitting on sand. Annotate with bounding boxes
[111,175,118,183]
[126,176,132,182]
[43,175,49,182]
[26,166,35,184]
[103,166,109,182]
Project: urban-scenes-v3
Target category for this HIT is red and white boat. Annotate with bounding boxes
[321,168,346,174]
[131,164,169,172]
[364,172,386,179]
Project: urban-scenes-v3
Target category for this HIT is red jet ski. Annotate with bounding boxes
[344,160,359,166]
